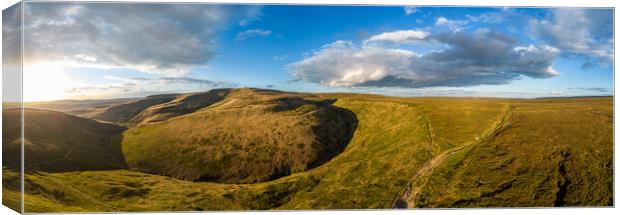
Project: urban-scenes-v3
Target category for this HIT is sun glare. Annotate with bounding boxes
[23,63,77,102]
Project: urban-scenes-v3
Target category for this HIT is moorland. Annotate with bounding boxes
[1,88,613,212]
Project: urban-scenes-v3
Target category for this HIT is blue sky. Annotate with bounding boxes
[3,3,614,101]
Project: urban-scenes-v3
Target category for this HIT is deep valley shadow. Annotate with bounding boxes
[2,108,129,173]
[306,99,358,170]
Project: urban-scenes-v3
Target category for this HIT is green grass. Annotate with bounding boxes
[413,98,613,207]
[121,89,357,183]
[1,90,613,212]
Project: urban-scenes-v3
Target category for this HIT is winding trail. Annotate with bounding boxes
[393,104,514,208]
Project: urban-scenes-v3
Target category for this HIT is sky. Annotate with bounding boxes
[1,3,614,101]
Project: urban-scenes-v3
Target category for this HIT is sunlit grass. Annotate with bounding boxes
[2,92,613,212]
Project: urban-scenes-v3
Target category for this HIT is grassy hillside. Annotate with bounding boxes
[2,109,127,172]
[1,91,613,212]
[122,88,358,183]
[410,98,613,207]
[2,167,322,212]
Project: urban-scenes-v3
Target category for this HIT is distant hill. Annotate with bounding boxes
[131,89,231,124]
[2,109,127,172]
[74,90,233,125]
[84,94,179,124]
[18,98,137,115]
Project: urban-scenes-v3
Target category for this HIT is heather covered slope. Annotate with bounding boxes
[122,88,358,183]
[1,92,613,212]
[2,109,127,172]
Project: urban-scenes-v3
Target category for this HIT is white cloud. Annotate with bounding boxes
[237,6,263,26]
[404,6,417,15]
[434,16,469,30]
[366,30,429,45]
[530,8,613,66]
[289,29,560,88]
[65,76,236,98]
[290,40,416,87]
[435,17,450,26]
[236,29,272,40]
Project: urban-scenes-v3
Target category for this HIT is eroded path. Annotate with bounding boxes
[394,104,514,208]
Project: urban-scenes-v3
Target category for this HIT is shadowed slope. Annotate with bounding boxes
[2,109,127,172]
[122,88,358,183]
[131,89,231,124]
[86,94,179,124]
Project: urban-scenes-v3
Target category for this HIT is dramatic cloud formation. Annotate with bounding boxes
[2,4,21,65]
[530,8,613,66]
[236,29,272,40]
[21,3,261,75]
[4,4,611,100]
[289,29,560,88]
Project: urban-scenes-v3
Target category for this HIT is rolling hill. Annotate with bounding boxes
[1,89,613,212]
[122,88,358,183]
[84,94,179,124]
[130,89,231,124]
